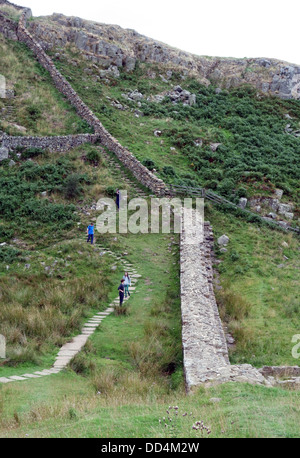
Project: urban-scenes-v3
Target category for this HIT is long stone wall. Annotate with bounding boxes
[1,133,100,152]
[180,213,300,390]
[8,5,167,196]
[180,212,274,390]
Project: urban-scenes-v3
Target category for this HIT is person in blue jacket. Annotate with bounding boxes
[86,223,94,245]
[116,189,120,210]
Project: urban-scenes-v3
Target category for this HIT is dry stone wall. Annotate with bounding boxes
[180,213,278,390]
[180,218,230,389]
[1,133,99,152]
[11,6,168,196]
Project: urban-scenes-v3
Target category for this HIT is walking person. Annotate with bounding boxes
[123,272,131,298]
[116,189,120,210]
[118,278,125,306]
[86,222,94,245]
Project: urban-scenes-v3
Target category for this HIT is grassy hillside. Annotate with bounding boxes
[0,36,92,135]
[1,378,299,438]
[42,45,300,367]
[208,205,299,367]
[50,47,300,206]
[0,30,299,439]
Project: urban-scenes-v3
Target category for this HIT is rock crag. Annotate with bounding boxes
[22,10,300,100]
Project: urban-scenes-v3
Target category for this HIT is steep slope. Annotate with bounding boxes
[0,0,299,439]
[27,12,300,100]
[0,33,93,136]
[46,43,300,226]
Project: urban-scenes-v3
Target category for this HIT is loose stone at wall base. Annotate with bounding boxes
[0,146,9,161]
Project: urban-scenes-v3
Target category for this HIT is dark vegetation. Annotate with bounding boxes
[139,83,300,201]
[52,49,300,208]
[0,152,87,241]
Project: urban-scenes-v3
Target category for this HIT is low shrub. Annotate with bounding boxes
[114,305,129,316]
[162,166,176,177]
[142,158,157,171]
[85,149,101,164]
[0,246,20,264]
[69,353,95,375]
[105,186,117,198]
[62,174,83,199]
[21,147,44,159]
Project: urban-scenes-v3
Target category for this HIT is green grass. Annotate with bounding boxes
[0,36,92,136]
[0,4,22,22]
[207,204,300,367]
[0,144,134,371]
[0,34,299,439]
[50,48,300,207]
[0,376,299,438]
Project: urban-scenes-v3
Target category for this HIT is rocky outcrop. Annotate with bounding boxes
[2,1,300,99]
[22,12,300,100]
[249,190,295,222]
[0,145,9,160]
[148,85,196,106]
[0,2,169,196]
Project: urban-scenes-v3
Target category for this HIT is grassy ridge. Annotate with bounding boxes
[51,48,300,207]
[0,36,299,439]
[0,36,92,135]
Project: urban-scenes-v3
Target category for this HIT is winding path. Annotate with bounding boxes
[0,245,141,384]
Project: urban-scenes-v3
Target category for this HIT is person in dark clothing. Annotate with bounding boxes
[86,223,94,244]
[116,189,120,210]
[118,278,125,306]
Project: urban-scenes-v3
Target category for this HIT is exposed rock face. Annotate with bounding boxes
[270,65,300,99]
[0,11,18,40]
[249,193,295,222]
[24,13,300,99]
[165,85,196,106]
